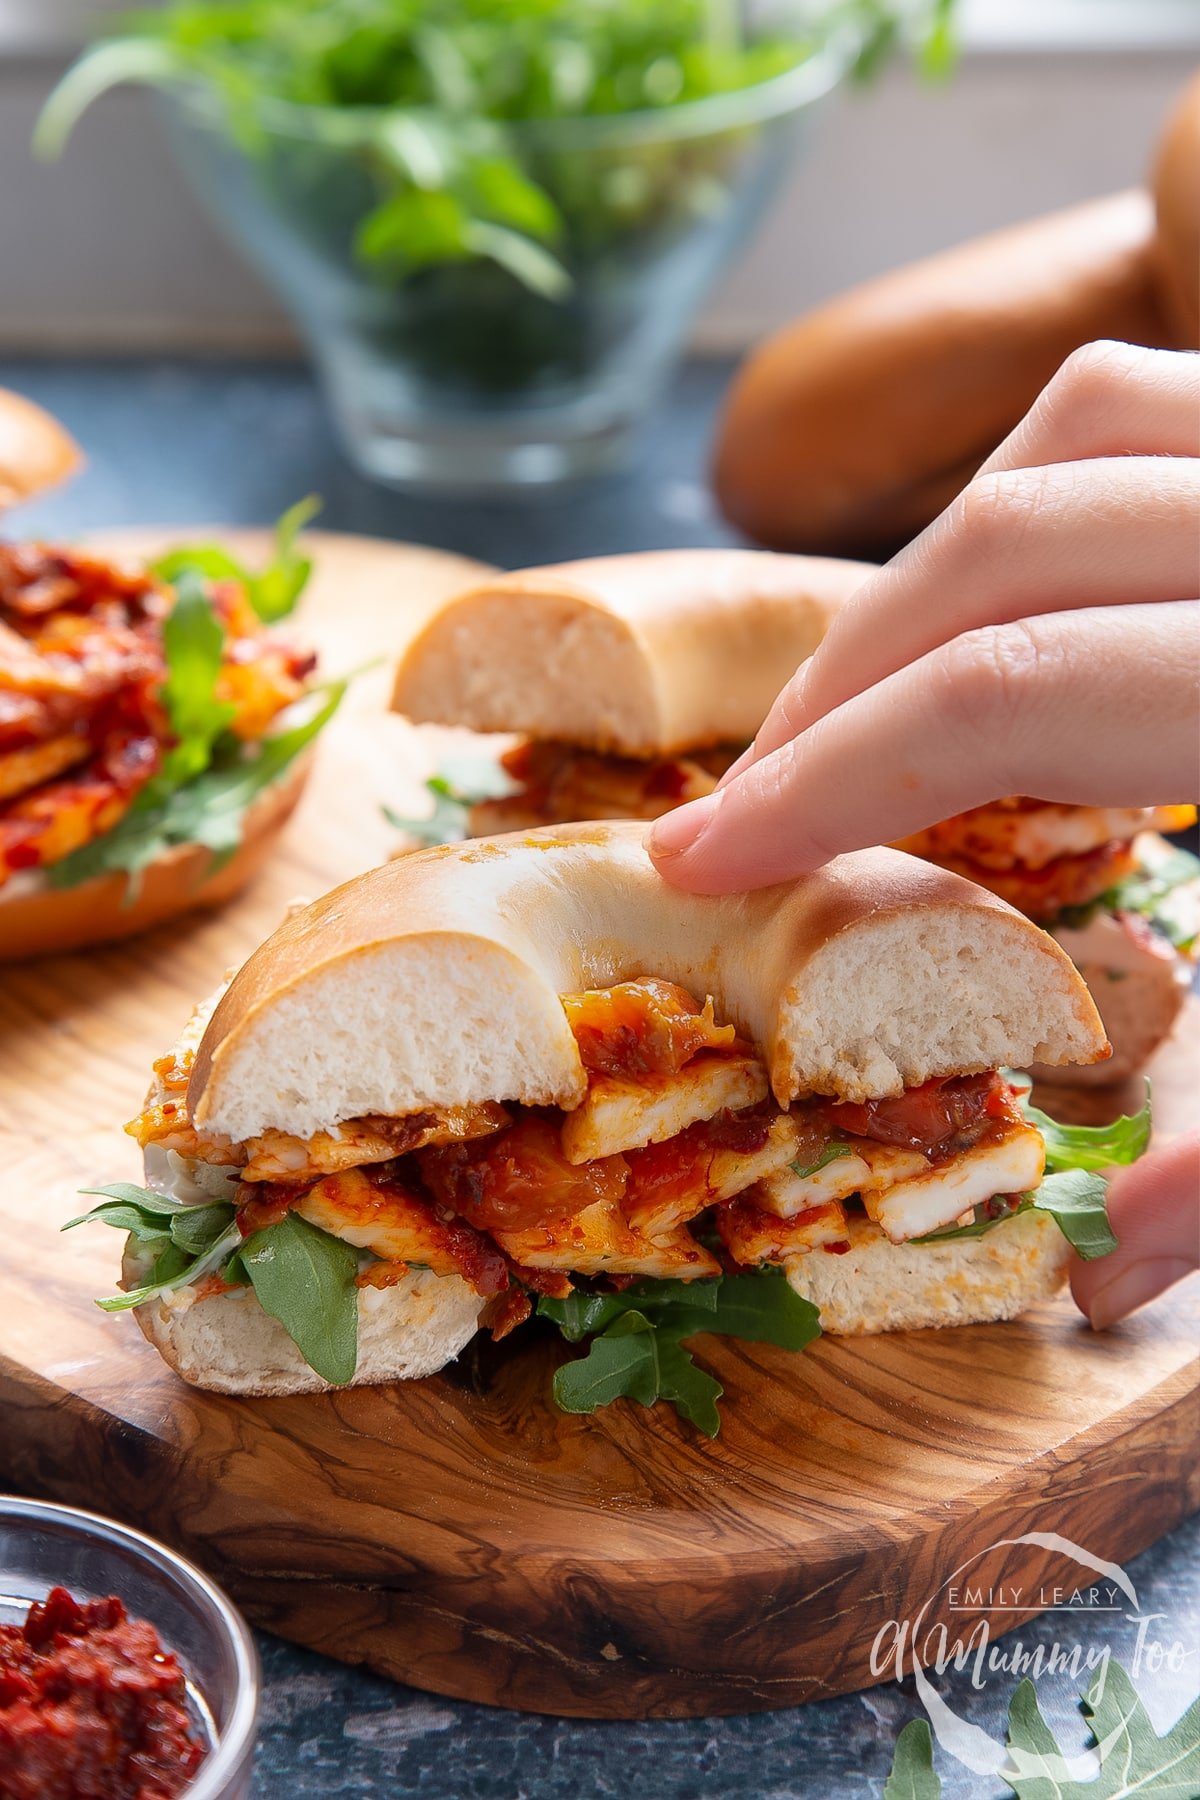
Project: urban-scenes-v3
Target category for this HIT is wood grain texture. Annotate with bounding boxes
[0,529,1196,1718]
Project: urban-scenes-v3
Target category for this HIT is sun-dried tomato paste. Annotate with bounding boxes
[0,1586,205,1800]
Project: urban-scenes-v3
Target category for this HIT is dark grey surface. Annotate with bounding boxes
[3,356,1196,1800]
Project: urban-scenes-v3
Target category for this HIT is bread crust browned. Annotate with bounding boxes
[713,191,1173,557]
[0,753,310,961]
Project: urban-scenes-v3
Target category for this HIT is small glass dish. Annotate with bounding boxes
[0,1496,259,1799]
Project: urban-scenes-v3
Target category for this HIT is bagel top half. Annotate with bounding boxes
[189,822,1107,1145]
[390,549,874,757]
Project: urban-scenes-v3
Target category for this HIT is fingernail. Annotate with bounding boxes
[1086,1258,1194,1331]
[648,793,718,859]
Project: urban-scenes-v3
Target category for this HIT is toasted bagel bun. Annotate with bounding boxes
[0,389,82,510]
[713,191,1172,557]
[390,549,873,756]
[124,1240,483,1396]
[0,753,310,962]
[1151,69,1200,347]
[188,822,1107,1146]
[785,1209,1069,1334]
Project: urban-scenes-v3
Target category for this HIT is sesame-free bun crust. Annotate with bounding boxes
[189,822,1107,1145]
[0,753,310,961]
[713,191,1171,557]
[391,549,873,755]
[785,1210,1070,1334]
[0,389,82,510]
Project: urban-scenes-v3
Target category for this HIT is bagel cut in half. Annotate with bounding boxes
[389,548,873,839]
[75,824,1130,1423]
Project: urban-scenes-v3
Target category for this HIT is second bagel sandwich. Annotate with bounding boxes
[72,824,1147,1432]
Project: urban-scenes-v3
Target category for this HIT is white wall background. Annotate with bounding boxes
[0,4,1196,353]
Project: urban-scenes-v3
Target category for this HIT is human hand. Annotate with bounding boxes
[648,341,1199,892]
[1070,1133,1199,1328]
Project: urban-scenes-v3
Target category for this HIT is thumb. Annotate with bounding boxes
[1070,1133,1200,1329]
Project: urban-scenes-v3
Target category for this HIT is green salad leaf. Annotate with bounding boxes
[238,1210,360,1386]
[35,2,959,303]
[1056,841,1200,954]
[385,754,518,847]
[67,1182,243,1313]
[153,495,321,625]
[790,1142,853,1179]
[540,1269,821,1436]
[883,1718,941,1800]
[1002,1660,1200,1799]
[1024,1092,1153,1175]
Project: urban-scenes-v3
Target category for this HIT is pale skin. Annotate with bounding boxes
[649,342,1200,1329]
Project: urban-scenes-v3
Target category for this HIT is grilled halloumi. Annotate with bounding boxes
[862,1123,1045,1243]
[561,1053,768,1164]
[895,802,1193,873]
[295,1167,506,1292]
[755,1139,929,1218]
[491,1195,720,1280]
[623,1111,801,1237]
[718,1196,849,1264]
[242,1101,510,1182]
[0,733,89,804]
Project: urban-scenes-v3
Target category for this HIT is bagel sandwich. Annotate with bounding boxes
[389,548,874,836]
[0,395,343,959]
[70,825,1148,1431]
[390,553,1199,1086]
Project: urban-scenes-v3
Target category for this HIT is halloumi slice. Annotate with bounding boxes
[718,1196,849,1265]
[491,1195,720,1281]
[296,1168,487,1278]
[863,1123,1045,1244]
[561,1053,768,1163]
[624,1112,801,1237]
[756,1139,929,1218]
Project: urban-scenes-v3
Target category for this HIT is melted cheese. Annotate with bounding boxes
[719,1197,849,1264]
[560,1054,768,1164]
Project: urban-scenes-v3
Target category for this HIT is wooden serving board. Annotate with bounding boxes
[0,530,1197,1719]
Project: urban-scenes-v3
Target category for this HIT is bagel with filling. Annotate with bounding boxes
[0,389,341,958]
[73,825,1145,1427]
[392,557,1199,1087]
[390,548,873,833]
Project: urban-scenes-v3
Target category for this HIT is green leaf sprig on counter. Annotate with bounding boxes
[46,503,342,898]
[384,754,519,847]
[882,1658,1200,1798]
[37,1,961,302]
[538,1270,822,1437]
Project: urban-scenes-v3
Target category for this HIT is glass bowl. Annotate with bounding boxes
[0,1496,259,1799]
[156,16,851,491]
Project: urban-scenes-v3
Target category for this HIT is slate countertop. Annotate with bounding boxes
[3,355,1196,1800]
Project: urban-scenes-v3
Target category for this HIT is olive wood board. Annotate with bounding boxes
[0,529,1196,1719]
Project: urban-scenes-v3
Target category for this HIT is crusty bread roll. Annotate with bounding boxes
[785,1209,1069,1334]
[190,823,1106,1145]
[391,549,874,755]
[1151,69,1200,348]
[0,753,309,962]
[0,388,82,510]
[713,191,1173,557]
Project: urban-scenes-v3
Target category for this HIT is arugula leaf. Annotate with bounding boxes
[156,569,236,788]
[790,1142,853,1179]
[1024,1090,1152,1174]
[97,1220,244,1313]
[540,1269,820,1435]
[1056,842,1200,953]
[884,1718,941,1800]
[66,1182,230,1245]
[151,496,321,624]
[1027,1170,1118,1261]
[239,1210,359,1385]
[386,755,517,847]
[47,678,345,892]
[1002,1660,1200,1798]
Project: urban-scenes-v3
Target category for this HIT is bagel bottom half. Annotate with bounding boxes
[784,1211,1069,1336]
[0,754,310,961]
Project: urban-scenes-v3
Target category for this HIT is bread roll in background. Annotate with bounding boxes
[0,388,81,510]
[712,190,1172,558]
[1151,69,1200,348]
